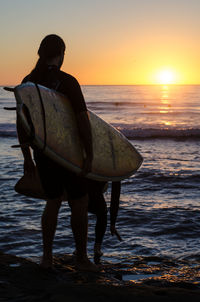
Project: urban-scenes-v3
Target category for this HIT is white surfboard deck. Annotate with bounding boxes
[14,82,143,181]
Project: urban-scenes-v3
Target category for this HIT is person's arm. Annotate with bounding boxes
[110,181,122,241]
[61,76,93,176]
[75,110,93,175]
[17,116,35,175]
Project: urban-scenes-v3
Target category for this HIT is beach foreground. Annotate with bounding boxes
[0,252,200,302]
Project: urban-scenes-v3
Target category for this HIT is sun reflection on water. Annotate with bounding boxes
[161,85,169,104]
[159,85,175,127]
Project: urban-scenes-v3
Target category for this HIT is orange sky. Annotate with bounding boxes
[0,0,199,85]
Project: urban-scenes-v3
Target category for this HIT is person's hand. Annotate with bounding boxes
[24,158,35,176]
[110,225,122,241]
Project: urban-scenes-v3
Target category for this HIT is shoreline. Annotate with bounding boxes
[1,252,200,302]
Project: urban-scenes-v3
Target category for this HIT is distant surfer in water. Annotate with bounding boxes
[17,34,98,272]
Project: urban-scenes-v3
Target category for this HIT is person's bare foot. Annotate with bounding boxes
[75,256,100,272]
[40,256,53,269]
[94,243,103,264]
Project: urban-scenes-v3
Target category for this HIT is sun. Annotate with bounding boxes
[156,70,175,85]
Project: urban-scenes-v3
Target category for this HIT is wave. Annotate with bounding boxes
[123,171,200,188]
[0,123,17,137]
[134,171,200,180]
[87,101,142,106]
[1,122,200,140]
[112,124,200,139]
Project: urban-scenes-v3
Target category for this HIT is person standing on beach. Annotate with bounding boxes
[17,34,98,272]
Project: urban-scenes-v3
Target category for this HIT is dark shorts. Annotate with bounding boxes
[34,150,87,200]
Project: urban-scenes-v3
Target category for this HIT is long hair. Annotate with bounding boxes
[29,34,66,83]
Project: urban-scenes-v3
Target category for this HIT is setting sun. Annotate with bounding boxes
[156,70,176,85]
[156,69,177,85]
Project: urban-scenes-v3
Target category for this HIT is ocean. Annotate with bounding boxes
[0,85,200,282]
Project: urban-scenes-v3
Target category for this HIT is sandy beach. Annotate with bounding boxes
[1,252,200,302]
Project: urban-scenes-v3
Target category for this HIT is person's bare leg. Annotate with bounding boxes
[41,198,62,268]
[69,195,99,272]
[93,194,107,264]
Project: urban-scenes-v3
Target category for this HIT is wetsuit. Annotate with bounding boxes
[22,65,88,200]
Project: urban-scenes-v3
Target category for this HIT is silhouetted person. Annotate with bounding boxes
[17,34,98,272]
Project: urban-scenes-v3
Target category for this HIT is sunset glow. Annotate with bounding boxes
[0,0,200,85]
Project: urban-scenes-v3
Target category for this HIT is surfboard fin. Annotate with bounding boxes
[3,87,15,92]
[4,107,16,110]
[11,142,31,148]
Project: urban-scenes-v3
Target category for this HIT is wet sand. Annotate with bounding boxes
[1,252,200,302]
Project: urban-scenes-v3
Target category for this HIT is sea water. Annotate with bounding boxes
[0,85,200,267]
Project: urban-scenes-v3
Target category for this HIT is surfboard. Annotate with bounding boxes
[14,82,143,181]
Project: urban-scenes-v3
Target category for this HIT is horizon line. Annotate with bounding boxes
[1,83,200,87]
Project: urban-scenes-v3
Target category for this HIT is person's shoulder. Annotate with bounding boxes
[21,74,31,84]
[57,70,84,100]
[59,70,80,85]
